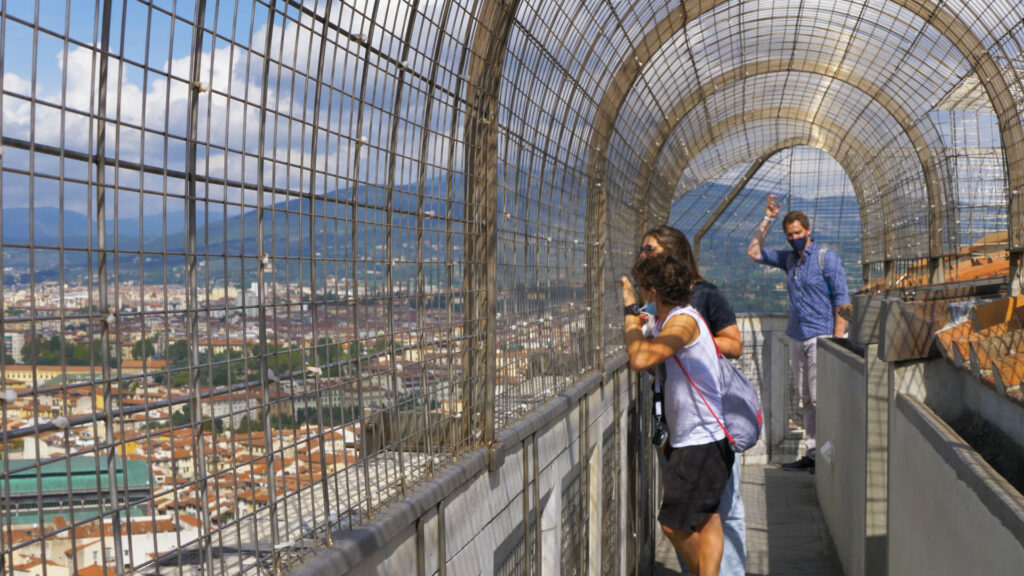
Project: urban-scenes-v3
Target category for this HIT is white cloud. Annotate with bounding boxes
[2,72,31,94]
[2,0,469,215]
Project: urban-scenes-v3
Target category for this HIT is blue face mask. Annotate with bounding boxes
[788,236,808,252]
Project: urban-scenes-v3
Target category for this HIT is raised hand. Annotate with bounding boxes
[620,275,637,307]
[766,194,781,219]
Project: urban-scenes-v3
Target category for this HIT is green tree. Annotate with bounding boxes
[132,338,155,360]
[201,417,224,434]
[22,336,59,364]
[168,340,189,369]
[68,339,103,366]
[170,370,190,387]
[234,414,264,434]
[22,336,103,366]
[346,341,364,358]
[171,404,191,427]
[269,412,294,429]
[202,351,253,388]
[266,344,306,380]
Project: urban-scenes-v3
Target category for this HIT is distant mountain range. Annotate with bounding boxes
[3,206,223,247]
[2,175,886,294]
[3,175,479,282]
[672,187,867,314]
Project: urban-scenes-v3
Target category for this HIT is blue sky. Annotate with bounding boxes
[2,0,465,216]
[0,0,1009,241]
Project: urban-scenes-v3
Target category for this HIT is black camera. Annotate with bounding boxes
[651,417,668,447]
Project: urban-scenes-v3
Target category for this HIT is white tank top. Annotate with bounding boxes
[653,306,726,447]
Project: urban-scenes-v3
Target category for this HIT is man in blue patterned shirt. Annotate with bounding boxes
[747,194,852,472]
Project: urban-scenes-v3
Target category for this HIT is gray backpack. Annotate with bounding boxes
[672,313,763,453]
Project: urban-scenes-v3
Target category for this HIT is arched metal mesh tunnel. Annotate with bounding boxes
[2,0,1024,574]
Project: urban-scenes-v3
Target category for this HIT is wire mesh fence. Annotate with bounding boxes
[3,0,1024,575]
[0,0,599,573]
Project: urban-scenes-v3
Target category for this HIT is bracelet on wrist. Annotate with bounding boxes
[763,216,773,222]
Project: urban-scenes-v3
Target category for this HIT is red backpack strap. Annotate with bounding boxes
[672,353,734,446]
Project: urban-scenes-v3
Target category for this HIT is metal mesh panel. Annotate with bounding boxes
[936,110,1008,251]
[602,191,645,361]
[0,1,480,573]
[495,530,529,576]
[605,0,1024,282]
[660,72,926,263]
[599,424,618,576]
[560,467,584,576]
[492,9,597,431]
[669,147,862,314]
[4,0,1024,574]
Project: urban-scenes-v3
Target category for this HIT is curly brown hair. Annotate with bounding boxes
[782,210,810,230]
[640,225,705,282]
[631,252,695,307]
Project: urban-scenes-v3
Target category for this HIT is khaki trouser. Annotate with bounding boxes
[789,336,818,457]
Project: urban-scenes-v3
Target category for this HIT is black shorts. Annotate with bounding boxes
[658,437,735,533]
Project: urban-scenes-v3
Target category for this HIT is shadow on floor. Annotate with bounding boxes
[762,467,844,576]
[652,465,843,575]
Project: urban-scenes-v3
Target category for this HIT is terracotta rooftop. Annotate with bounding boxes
[78,564,118,576]
[861,232,1010,293]
[934,295,1024,404]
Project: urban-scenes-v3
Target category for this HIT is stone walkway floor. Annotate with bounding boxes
[654,464,845,576]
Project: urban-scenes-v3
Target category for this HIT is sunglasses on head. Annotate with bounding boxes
[637,244,656,256]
